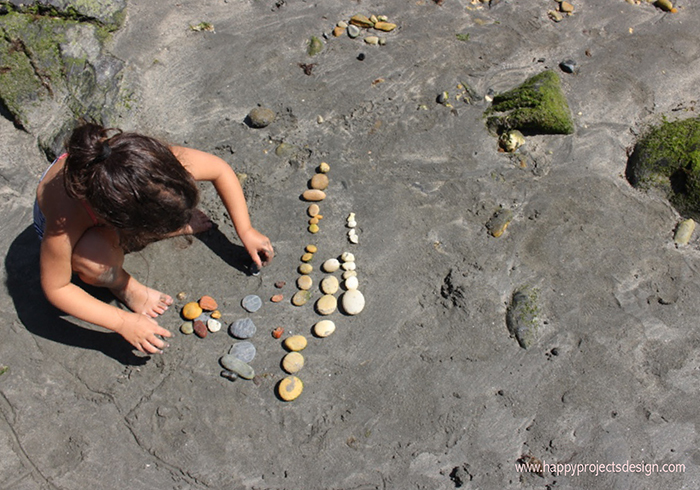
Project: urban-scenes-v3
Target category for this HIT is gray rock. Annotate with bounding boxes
[506,286,542,349]
[229,318,256,339]
[219,355,255,379]
[241,294,262,313]
[4,0,127,29]
[247,107,276,128]
[229,341,256,363]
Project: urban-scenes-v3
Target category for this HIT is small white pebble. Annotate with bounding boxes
[347,220,357,228]
[341,252,355,262]
[342,261,356,271]
[349,234,359,244]
[345,276,359,290]
[347,212,356,221]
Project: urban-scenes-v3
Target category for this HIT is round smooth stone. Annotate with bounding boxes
[292,290,312,306]
[284,335,307,351]
[306,244,318,253]
[301,252,314,262]
[229,341,256,363]
[341,289,365,315]
[194,320,207,338]
[347,24,360,38]
[345,276,359,290]
[308,204,320,217]
[342,270,357,279]
[220,355,255,379]
[341,252,355,262]
[271,294,284,303]
[207,318,222,332]
[180,321,194,335]
[318,162,330,173]
[321,276,339,295]
[229,318,256,339]
[342,261,356,271]
[275,281,286,288]
[302,189,326,202]
[309,223,319,234]
[247,107,276,128]
[198,295,218,311]
[297,275,313,290]
[282,352,304,373]
[316,294,337,315]
[182,302,202,320]
[278,376,303,401]
[323,258,340,273]
[241,294,262,313]
[313,319,336,338]
[347,220,357,228]
[298,263,313,275]
[310,173,329,190]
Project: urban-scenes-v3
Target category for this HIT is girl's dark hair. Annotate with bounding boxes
[63,123,199,251]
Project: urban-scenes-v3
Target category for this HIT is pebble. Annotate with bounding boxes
[229,318,256,339]
[271,294,284,303]
[284,335,308,351]
[321,276,339,295]
[338,20,348,28]
[310,173,329,190]
[220,355,255,379]
[229,341,256,363]
[313,319,336,338]
[306,244,318,253]
[309,217,320,225]
[180,321,194,335]
[323,258,341,272]
[194,320,208,338]
[298,263,313,275]
[486,208,514,238]
[342,261,356,271]
[345,276,359,290]
[302,189,326,202]
[318,162,330,173]
[241,294,262,313]
[560,1,574,13]
[350,14,374,28]
[308,204,320,217]
[374,21,396,32]
[297,275,313,290]
[364,36,379,45]
[301,252,314,262]
[282,352,305,373]
[275,281,286,288]
[309,223,320,234]
[272,326,284,339]
[198,295,218,311]
[333,26,345,37]
[674,218,695,246]
[548,10,563,22]
[357,53,366,61]
[182,302,203,320]
[220,370,238,382]
[347,24,361,38]
[207,318,222,332]
[559,59,576,74]
[341,252,355,262]
[292,290,312,306]
[499,130,525,152]
[247,107,276,128]
[341,289,365,315]
[348,230,359,243]
[210,310,222,319]
[176,291,187,301]
[506,286,541,349]
[278,376,303,401]
[316,294,338,315]
[342,270,357,279]
[347,220,358,228]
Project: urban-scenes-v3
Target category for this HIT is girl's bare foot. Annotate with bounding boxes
[111,274,173,317]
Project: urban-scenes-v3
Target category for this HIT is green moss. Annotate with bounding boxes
[627,117,700,219]
[0,365,7,376]
[455,33,470,42]
[307,36,323,56]
[484,70,574,135]
[506,285,541,349]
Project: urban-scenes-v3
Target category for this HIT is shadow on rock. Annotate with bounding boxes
[5,226,147,365]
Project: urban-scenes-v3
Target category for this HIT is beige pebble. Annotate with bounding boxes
[308,204,320,217]
[316,294,338,315]
[323,258,341,272]
[284,335,307,351]
[302,189,326,202]
[350,14,373,28]
[301,252,314,262]
[559,1,574,13]
[342,270,357,279]
[309,217,319,225]
[297,275,313,290]
[321,276,340,295]
[333,26,345,37]
[337,20,348,28]
[342,261,356,271]
[309,223,319,234]
[207,318,222,333]
[318,162,330,173]
[374,21,396,32]
[310,173,329,190]
[298,263,313,275]
[365,36,379,45]
[306,244,318,253]
[282,352,305,373]
[674,218,695,246]
[345,276,359,290]
[292,290,312,306]
[341,289,365,315]
[313,319,336,338]
[341,251,355,262]
[278,376,303,401]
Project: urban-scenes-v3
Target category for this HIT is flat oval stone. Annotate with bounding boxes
[229,318,256,339]
[309,223,319,234]
[297,275,313,290]
[374,21,396,31]
[198,295,218,311]
[301,252,314,262]
[342,270,357,279]
[341,252,355,262]
[316,294,337,315]
[321,276,339,295]
[292,290,312,306]
[302,189,326,202]
[306,244,318,253]
[298,263,313,275]
[207,318,222,332]
[182,302,203,320]
[229,341,256,363]
[180,321,194,335]
[313,319,336,338]
[194,320,208,338]
[345,276,359,290]
[341,289,365,315]
[342,261,356,271]
[284,335,307,351]
[241,294,262,313]
[220,355,255,379]
[308,204,320,217]
[347,24,361,38]
[248,107,276,128]
[323,258,340,272]
[271,294,284,303]
[278,376,303,401]
[310,173,329,190]
[282,352,304,373]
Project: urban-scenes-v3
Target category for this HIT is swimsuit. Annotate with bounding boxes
[33,154,99,239]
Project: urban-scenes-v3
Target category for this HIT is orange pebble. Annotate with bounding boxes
[271,294,284,303]
[272,327,284,339]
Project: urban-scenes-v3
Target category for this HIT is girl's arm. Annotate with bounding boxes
[174,146,274,266]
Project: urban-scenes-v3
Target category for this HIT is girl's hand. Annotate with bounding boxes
[118,313,172,354]
[239,228,274,267]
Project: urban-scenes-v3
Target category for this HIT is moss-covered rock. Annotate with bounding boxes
[506,285,541,349]
[485,70,574,135]
[1,0,126,30]
[626,117,700,219]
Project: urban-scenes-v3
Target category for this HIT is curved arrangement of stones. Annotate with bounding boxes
[331,14,397,45]
[180,295,223,338]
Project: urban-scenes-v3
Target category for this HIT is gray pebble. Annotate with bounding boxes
[229,341,256,363]
[219,355,255,379]
[347,24,361,38]
[559,59,576,74]
[247,107,276,128]
[229,318,256,339]
[220,370,238,381]
[242,294,262,313]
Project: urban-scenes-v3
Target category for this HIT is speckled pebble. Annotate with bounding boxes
[229,318,256,339]
[282,352,305,374]
[310,173,329,190]
[341,289,365,315]
[316,294,337,315]
[207,318,222,333]
[292,290,312,306]
[220,355,255,379]
[194,320,208,338]
[284,335,308,351]
[313,319,336,338]
[298,263,313,275]
[180,321,194,335]
[308,204,320,217]
[323,258,340,272]
[229,341,256,363]
[242,294,262,313]
[302,189,326,202]
[278,376,303,401]
[318,162,330,173]
[297,275,313,291]
[321,276,339,295]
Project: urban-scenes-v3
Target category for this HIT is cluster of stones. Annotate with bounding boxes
[322,253,366,316]
[347,212,359,244]
[331,14,397,45]
[180,295,223,338]
[548,1,575,22]
[302,162,330,234]
[219,294,263,381]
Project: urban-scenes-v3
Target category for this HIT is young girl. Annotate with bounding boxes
[34,123,274,355]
